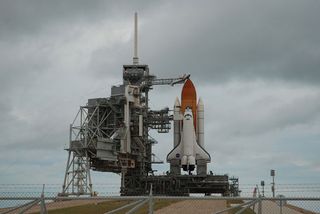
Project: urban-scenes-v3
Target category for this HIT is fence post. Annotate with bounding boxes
[258,197,262,214]
[279,196,283,214]
[148,184,153,214]
[40,184,48,214]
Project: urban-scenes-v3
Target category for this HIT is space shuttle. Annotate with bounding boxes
[167,79,211,174]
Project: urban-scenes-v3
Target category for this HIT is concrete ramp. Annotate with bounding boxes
[155,200,227,214]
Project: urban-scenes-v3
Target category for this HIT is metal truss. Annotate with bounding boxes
[61,150,92,196]
[61,103,118,196]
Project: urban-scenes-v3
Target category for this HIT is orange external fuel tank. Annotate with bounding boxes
[181,79,197,130]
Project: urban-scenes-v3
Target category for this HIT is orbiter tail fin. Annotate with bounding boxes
[194,138,211,162]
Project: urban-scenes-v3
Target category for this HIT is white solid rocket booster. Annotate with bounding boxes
[197,97,204,148]
[173,97,181,147]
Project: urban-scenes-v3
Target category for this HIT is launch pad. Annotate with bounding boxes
[60,13,239,197]
[123,174,234,196]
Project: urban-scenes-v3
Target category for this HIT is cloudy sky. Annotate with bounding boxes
[1,0,320,195]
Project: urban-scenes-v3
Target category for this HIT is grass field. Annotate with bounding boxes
[227,199,255,214]
[31,199,179,214]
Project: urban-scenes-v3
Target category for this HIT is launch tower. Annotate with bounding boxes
[60,13,239,196]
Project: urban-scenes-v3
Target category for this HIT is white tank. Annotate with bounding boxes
[173,97,181,147]
[197,97,204,148]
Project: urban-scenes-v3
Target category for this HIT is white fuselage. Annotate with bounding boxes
[167,106,210,173]
[181,109,196,169]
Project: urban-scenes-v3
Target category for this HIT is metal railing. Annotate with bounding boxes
[0,185,320,214]
[1,196,320,214]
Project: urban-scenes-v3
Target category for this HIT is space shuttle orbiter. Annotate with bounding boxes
[167,79,211,175]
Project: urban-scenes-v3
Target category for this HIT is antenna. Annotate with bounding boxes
[133,12,139,65]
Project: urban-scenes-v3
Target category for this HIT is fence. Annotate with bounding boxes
[0,184,319,214]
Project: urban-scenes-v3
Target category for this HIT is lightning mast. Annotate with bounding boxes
[133,12,139,65]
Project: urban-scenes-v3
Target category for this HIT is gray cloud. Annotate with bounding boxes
[205,81,320,137]
[3,0,320,84]
[0,1,157,40]
[140,1,320,84]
